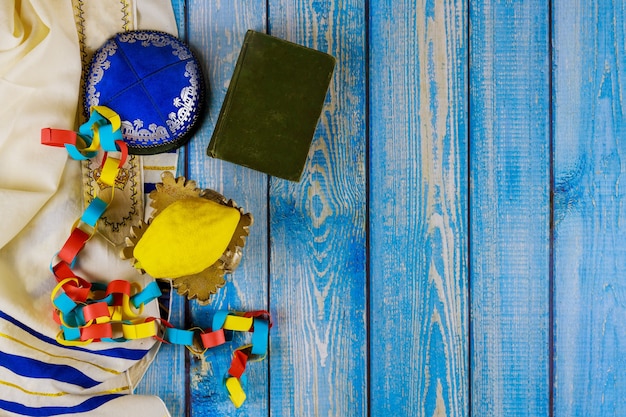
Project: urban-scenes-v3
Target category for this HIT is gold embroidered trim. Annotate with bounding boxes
[120,0,131,31]
[0,380,129,397]
[143,165,177,171]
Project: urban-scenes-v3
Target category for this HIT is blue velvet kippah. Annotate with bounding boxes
[84,31,205,154]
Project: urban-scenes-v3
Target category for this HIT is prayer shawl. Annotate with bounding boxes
[0,1,178,415]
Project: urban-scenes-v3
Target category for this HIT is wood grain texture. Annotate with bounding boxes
[552,1,626,415]
[369,1,469,416]
[267,1,368,416]
[469,1,551,416]
[184,1,270,416]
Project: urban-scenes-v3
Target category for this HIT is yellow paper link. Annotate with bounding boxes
[225,377,246,408]
[71,218,97,240]
[222,315,254,332]
[50,278,79,304]
[99,156,121,187]
[109,306,123,322]
[81,125,101,153]
[56,330,92,347]
[92,106,121,131]
[122,320,158,340]
[122,282,144,319]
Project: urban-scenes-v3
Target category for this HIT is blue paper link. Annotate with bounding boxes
[131,281,162,308]
[97,123,123,152]
[165,327,195,346]
[212,311,230,331]
[61,325,81,341]
[81,197,108,227]
[251,318,269,356]
[79,110,106,136]
[53,293,77,315]
[64,143,96,160]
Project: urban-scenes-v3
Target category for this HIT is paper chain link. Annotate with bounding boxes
[41,107,271,408]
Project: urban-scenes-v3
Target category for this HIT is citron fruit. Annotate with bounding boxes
[133,197,240,278]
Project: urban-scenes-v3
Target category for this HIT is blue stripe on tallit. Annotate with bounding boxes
[0,394,122,416]
[144,182,157,193]
[0,350,100,389]
[0,310,149,360]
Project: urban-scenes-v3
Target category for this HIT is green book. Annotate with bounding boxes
[207,30,336,181]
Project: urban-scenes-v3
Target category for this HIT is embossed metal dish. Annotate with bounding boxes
[121,172,252,304]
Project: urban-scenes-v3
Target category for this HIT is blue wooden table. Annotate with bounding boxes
[137,1,626,416]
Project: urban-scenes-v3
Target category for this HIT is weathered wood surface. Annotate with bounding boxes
[369,1,468,416]
[469,1,551,416]
[552,1,626,416]
[136,1,626,416]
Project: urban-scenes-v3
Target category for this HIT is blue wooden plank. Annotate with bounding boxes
[469,1,551,416]
[184,1,269,416]
[552,2,626,416]
[266,1,368,416]
[369,1,469,416]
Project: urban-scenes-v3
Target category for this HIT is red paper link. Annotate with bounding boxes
[41,128,77,147]
[228,349,249,379]
[52,263,91,302]
[80,322,112,341]
[114,140,128,166]
[52,261,76,280]
[58,227,91,265]
[82,302,111,323]
[201,329,226,349]
[106,280,131,296]
[106,280,132,307]
[243,310,273,328]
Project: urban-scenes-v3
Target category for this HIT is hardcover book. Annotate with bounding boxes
[207,30,336,181]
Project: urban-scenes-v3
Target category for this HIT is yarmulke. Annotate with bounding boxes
[84,30,205,154]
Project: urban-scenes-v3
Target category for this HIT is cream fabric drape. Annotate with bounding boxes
[0,1,179,415]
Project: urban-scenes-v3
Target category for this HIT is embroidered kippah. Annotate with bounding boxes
[84,30,205,154]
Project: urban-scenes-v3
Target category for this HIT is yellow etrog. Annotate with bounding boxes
[134,197,240,278]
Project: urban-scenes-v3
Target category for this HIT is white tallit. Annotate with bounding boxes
[0,1,178,415]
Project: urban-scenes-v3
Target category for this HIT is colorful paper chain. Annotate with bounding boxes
[42,106,271,408]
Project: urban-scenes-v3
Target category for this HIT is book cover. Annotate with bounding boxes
[207,30,336,181]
